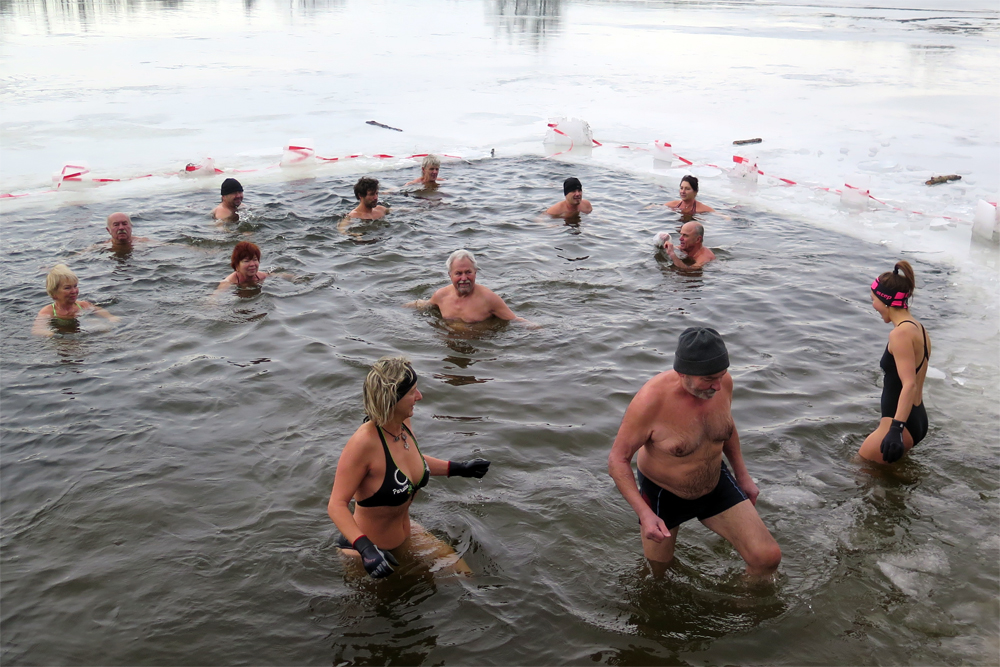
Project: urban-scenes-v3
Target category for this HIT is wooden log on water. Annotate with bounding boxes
[733,138,762,145]
[925,174,962,185]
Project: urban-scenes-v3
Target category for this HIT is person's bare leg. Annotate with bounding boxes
[858,417,915,463]
[641,525,680,577]
[409,522,472,575]
[701,500,780,578]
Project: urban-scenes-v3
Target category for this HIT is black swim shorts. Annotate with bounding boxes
[637,462,748,530]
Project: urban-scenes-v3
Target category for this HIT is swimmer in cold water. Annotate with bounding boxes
[659,221,716,271]
[858,260,932,464]
[404,155,443,187]
[328,356,490,578]
[215,241,292,292]
[406,249,535,326]
[608,328,781,578]
[105,212,150,250]
[546,177,593,219]
[212,178,244,222]
[32,264,119,337]
[342,177,388,224]
[665,175,715,216]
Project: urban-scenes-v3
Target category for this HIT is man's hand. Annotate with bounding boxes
[639,512,671,543]
[735,473,760,506]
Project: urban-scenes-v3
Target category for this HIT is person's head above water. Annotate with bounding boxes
[564,177,582,196]
[445,248,478,274]
[354,176,379,201]
[679,175,699,200]
[446,249,478,296]
[871,260,916,310]
[673,326,729,399]
[363,355,419,427]
[678,221,705,251]
[46,264,78,299]
[106,212,133,244]
[421,155,441,182]
[220,178,244,208]
[230,241,261,271]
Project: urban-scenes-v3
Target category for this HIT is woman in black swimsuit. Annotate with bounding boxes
[859,260,932,464]
[327,356,490,578]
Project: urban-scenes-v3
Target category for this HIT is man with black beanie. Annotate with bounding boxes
[608,327,781,578]
[213,178,244,222]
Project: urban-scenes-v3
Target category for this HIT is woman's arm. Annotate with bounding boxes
[80,301,120,322]
[327,437,372,545]
[889,327,918,423]
[32,305,54,337]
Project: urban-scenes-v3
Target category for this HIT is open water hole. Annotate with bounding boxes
[1,157,997,665]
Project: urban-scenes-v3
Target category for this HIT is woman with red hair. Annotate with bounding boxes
[217,241,269,290]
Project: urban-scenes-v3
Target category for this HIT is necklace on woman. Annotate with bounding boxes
[383,426,409,449]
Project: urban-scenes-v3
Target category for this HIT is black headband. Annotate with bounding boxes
[395,365,418,401]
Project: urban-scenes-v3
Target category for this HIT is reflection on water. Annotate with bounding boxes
[488,0,562,48]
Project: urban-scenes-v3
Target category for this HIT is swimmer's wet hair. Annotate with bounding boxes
[681,175,699,193]
[446,249,478,274]
[422,155,441,169]
[363,356,416,427]
[354,177,379,200]
[46,264,78,298]
[564,177,582,195]
[230,241,261,270]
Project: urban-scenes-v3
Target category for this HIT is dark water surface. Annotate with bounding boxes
[2,158,997,665]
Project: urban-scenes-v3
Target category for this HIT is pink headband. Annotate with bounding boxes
[871,277,910,309]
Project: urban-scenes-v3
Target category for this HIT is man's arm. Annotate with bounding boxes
[720,377,759,504]
[663,241,711,271]
[487,290,535,326]
[580,200,593,214]
[405,287,442,310]
[608,385,671,542]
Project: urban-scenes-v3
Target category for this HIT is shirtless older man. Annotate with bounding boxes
[608,327,780,577]
[105,212,150,250]
[407,249,531,324]
[212,178,244,222]
[662,222,715,271]
[546,177,593,219]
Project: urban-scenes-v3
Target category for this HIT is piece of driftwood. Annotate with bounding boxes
[366,120,403,132]
[925,174,961,185]
[733,138,762,145]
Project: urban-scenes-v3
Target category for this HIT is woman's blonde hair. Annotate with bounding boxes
[46,264,78,299]
[363,356,416,426]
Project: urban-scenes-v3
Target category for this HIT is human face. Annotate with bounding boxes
[680,371,726,400]
[394,384,423,420]
[362,189,379,209]
[237,255,260,278]
[56,279,79,303]
[224,191,244,209]
[679,180,696,202]
[565,188,583,206]
[422,166,439,182]
[871,293,890,322]
[107,214,133,243]
[449,258,477,296]
[678,223,701,251]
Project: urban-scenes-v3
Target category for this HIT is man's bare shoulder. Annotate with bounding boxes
[545,202,565,216]
[429,284,453,302]
[581,200,593,213]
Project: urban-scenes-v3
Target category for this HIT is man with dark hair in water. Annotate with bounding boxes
[347,176,388,220]
[608,327,780,577]
[661,221,716,271]
[546,176,593,218]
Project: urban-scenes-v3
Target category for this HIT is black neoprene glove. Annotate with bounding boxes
[880,419,906,464]
[353,535,399,579]
[448,458,491,478]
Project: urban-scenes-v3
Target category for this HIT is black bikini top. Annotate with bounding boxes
[355,423,430,508]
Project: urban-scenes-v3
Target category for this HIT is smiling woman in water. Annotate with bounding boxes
[327,356,490,579]
[32,264,119,337]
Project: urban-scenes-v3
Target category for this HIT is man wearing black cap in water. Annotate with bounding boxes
[546,177,592,219]
[608,327,781,577]
[213,178,244,222]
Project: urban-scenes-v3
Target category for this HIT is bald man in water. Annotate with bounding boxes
[662,222,715,271]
